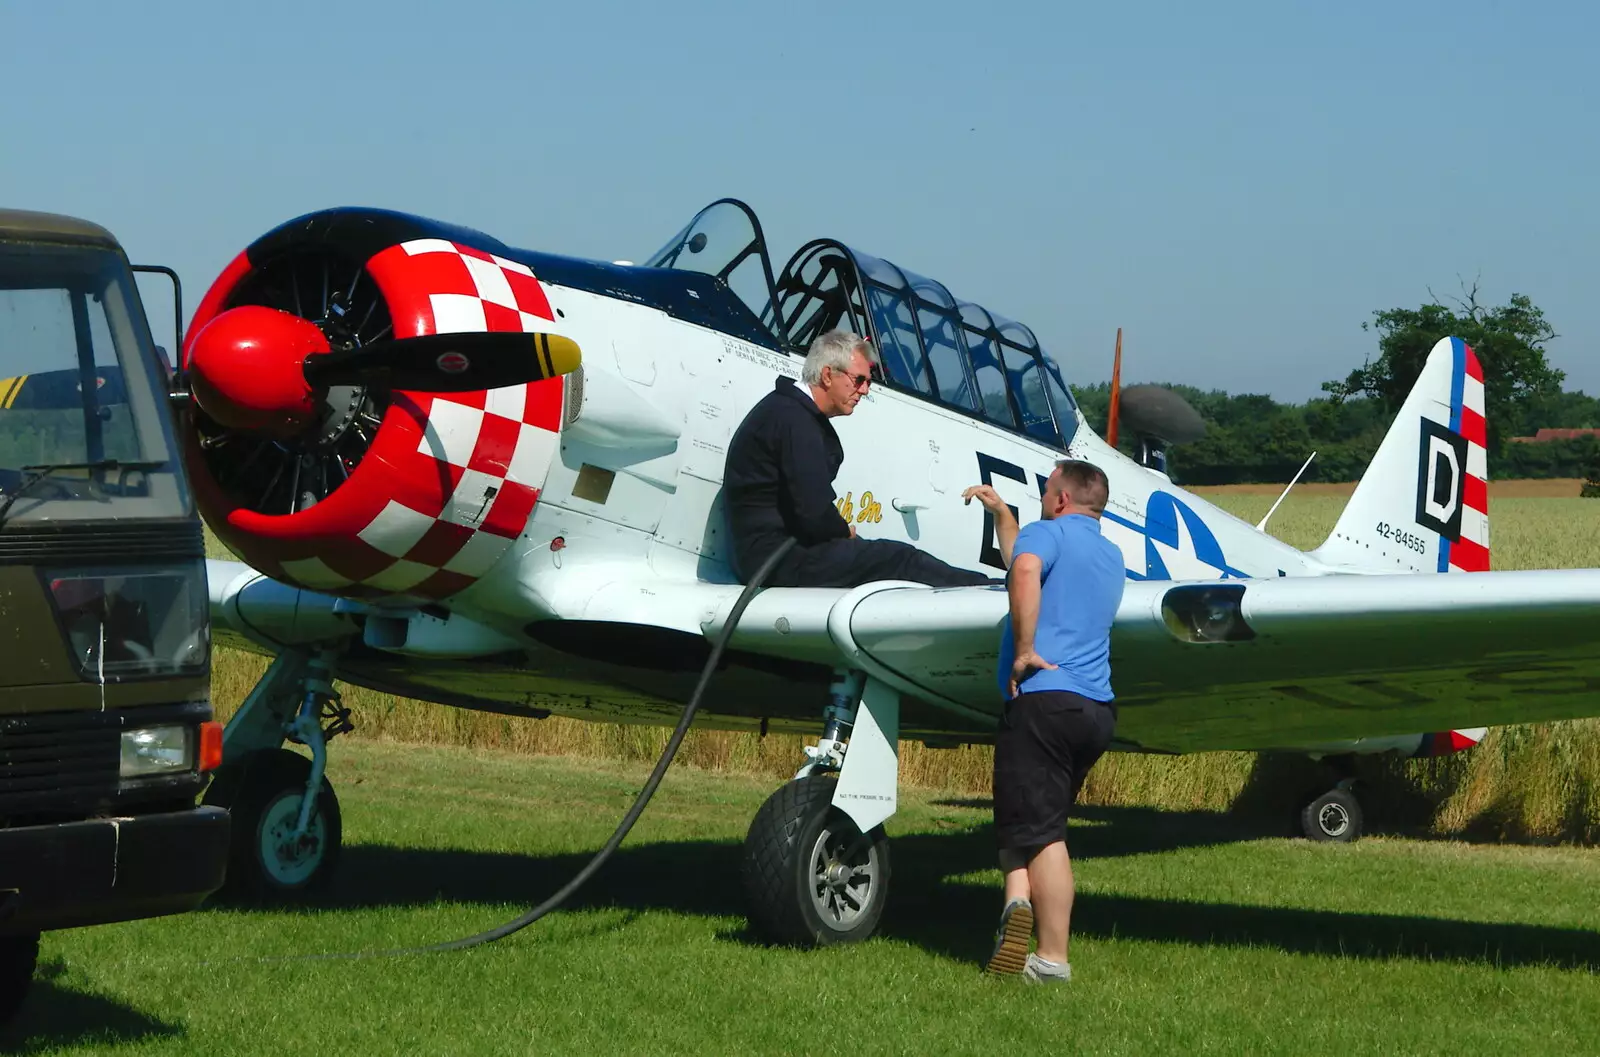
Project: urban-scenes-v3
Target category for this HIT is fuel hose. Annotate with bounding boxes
[242,536,796,964]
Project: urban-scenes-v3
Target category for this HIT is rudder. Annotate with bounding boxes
[1310,336,1489,574]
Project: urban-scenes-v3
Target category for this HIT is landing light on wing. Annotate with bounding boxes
[1161,584,1255,643]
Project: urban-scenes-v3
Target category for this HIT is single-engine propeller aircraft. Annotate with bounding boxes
[171,198,1600,946]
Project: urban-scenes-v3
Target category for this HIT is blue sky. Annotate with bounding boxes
[3,0,1595,403]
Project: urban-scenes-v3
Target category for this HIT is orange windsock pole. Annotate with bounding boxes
[1106,327,1123,447]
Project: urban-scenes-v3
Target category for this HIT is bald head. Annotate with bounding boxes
[1041,459,1110,520]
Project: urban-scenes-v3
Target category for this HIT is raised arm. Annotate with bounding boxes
[962,484,1020,567]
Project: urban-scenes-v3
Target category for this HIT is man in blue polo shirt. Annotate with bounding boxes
[983,459,1125,984]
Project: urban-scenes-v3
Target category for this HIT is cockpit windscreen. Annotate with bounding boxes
[643,199,781,339]
[645,199,1081,452]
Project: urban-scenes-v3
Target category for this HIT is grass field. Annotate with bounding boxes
[10,738,1600,1056]
[205,484,1600,843]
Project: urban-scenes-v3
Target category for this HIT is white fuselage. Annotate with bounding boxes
[209,282,1499,755]
[446,284,1328,638]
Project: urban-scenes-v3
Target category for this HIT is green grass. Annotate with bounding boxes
[10,739,1600,1055]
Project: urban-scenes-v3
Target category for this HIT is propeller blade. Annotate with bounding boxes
[303,331,581,392]
[1106,327,1123,447]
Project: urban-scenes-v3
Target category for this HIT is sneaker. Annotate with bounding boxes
[1022,952,1071,984]
[984,898,1034,975]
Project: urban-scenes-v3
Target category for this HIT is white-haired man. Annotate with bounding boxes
[724,329,998,588]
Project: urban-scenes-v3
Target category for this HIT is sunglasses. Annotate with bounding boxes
[830,368,872,390]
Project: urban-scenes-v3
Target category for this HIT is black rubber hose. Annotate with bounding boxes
[258,536,796,964]
[413,536,796,953]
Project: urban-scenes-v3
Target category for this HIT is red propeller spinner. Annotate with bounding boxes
[187,305,325,436]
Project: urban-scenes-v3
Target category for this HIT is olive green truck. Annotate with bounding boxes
[0,209,229,1023]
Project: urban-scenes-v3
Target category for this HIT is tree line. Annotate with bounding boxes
[1070,287,1600,485]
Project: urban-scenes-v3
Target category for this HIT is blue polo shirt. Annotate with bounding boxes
[996,513,1126,701]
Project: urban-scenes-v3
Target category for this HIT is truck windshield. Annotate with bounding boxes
[0,242,189,527]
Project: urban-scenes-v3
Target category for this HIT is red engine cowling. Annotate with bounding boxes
[183,212,565,603]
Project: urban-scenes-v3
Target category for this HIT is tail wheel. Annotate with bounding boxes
[1301,787,1363,843]
[203,748,342,900]
[741,775,891,946]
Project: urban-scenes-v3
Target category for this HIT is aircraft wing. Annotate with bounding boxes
[731,569,1600,754]
[208,557,1600,754]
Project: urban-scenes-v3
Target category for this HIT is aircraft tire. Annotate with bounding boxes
[203,748,342,901]
[0,933,39,1025]
[1300,787,1362,843]
[740,775,891,947]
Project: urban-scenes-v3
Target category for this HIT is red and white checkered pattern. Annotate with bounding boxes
[375,238,557,338]
[252,238,566,603]
[1450,344,1490,573]
[275,382,562,602]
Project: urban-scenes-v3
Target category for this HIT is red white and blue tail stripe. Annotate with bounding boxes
[1443,338,1490,573]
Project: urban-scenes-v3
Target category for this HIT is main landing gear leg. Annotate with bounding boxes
[203,649,354,900]
[740,670,899,946]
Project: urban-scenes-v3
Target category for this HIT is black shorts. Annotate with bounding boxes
[993,689,1117,852]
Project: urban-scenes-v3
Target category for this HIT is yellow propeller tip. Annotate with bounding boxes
[540,334,582,378]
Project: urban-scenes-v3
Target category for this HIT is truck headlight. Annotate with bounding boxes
[120,724,194,777]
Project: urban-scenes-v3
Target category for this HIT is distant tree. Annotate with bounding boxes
[1070,381,1111,437]
[1499,435,1600,479]
[1323,281,1564,452]
[1072,381,1391,484]
[1070,354,1592,485]
[1514,389,1600,437]
[1583,451,1600,499]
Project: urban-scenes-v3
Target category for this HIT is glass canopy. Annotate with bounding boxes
[643,199,1079,451]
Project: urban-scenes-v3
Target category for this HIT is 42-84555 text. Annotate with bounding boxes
[1376,521,1427,554]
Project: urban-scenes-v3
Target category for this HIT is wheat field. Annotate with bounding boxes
[207,486,1600,842]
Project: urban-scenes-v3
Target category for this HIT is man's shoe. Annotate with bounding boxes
[1022,952,1071,984]
[983,898,1034,975]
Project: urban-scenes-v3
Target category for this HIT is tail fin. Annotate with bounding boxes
[1310,336,1490,574]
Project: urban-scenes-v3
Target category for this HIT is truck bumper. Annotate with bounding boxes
[0,806,230,935]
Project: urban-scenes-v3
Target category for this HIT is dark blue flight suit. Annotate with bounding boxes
[723,377,998,589]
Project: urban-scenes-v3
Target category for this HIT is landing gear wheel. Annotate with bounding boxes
[203,748,342,900]
[0,933,39,1025]
[1300,787,1362,842]
[741,775,891,946]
